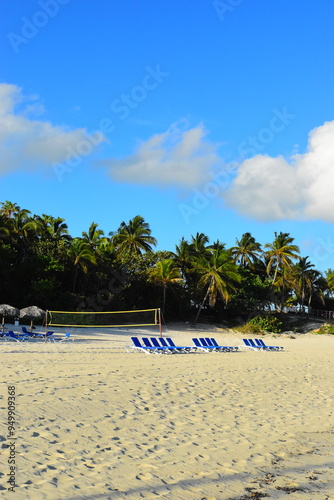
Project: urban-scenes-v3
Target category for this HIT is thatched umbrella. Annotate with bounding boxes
[19,306,46,332]
[0,304,19,332]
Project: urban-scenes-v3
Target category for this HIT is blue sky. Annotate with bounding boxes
[1,0,334,271]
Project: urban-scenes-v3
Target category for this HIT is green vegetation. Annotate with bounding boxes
[313,323,334,335]
[248,315,283,333]
[1,201,333,324]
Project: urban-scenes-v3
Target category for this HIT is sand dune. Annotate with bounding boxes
[1,324,333,499]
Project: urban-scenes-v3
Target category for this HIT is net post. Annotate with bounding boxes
[158,308,162,338]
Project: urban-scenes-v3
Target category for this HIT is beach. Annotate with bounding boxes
[1,324,334,499]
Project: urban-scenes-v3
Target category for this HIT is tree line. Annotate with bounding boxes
[0,200,333,323]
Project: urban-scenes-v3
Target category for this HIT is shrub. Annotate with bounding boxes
[314,323,334,335]
[248,315,283,333]
[238,322,263,335]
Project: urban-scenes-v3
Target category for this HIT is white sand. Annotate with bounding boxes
[1,323,334,499]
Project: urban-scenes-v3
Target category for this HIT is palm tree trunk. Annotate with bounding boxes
[307,292,313,315]
[279,269,286,312]
[271,262,280,310]
[162,285,166,315]
[73,265,79,293]
[194,282,211,324]
[301,281,305,317]
[272,262,279,288]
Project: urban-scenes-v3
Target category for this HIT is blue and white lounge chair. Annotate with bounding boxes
[6,331,28,342]
[255,338,283,350]
[208,338,239,352]
[248,339,264,350]
[149,337,174,353]
[49,332,72,342]
[193,338,216,352]
[200,338,222,351]
[59,333,72,342]
[142,337,170,353]
[22,327,54,339]
[127,337,156,354]
[152,337,181,353]
[244,338,266,350]
[158,337,178,352]
[165,337,195,352]
[241,338,283,351]
[158,337,192,353]
[240,339,261,350]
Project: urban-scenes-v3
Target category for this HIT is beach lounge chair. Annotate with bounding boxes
[200,338,222,351]
[248,339,264,350]
[21,326,32,334]
[240,339,262,350]
[59,333,72,342]
[254,338,283,350]
[142,337,167,353]
[241,339,276,351]
[192,338,216,352]
[22,327,54,339]
[158,337,191,353]
[21,326,38,336]
[165,337,195,352]
[127,337,156,354]
[6,331,28,342]
[247,338,281,351]
[48,333,72,342]
[207,338,239,352]
[149,337,176,353]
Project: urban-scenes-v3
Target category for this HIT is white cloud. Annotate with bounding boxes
[103,118,334,222]
[0,83,105,176]
[102,121,223,188]
[224,121,334,222]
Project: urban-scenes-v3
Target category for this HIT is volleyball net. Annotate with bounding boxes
[46,308,161,329]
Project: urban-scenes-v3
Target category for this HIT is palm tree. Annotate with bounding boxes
[0,201,20,219]
[307,270,327,309]
[208,239,226,252]
[189,232,210,257]
[148,259,182,314]
[230,232,262,268]
[264,232,300,311]
[291,257,314,313]
[0,214,10,242]
[35,214,70,242]
[111,215,157,256]
[264,232,300,288]
[82,222,107,249]
[192,249,241,323]
[8,209,39,246]
[68,239,97,292]
[325,269,334,295]
[174,238,192,278]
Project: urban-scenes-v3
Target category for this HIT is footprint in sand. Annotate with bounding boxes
[136,472,154,481]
